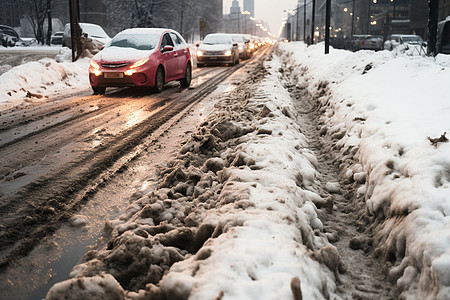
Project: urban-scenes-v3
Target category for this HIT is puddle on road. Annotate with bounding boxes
[0,178,136,300]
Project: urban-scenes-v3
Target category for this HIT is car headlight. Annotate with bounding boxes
[129,58,149,69]
[196,50,204,57]
[90,60,102,76]
[224,50,232,56]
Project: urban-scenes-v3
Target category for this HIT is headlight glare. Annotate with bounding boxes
[224,50,232,56]
[130,58,149,69]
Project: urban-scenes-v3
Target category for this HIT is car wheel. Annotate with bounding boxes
[92,86,106,95]
[154,66,164,93]
[180,63,191,88]
[236,55,240,65]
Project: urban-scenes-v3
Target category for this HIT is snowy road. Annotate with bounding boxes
[3,42,450,300]
[0,48,269,299]
[41,45,398,300]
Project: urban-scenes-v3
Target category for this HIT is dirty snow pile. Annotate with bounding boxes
[279,43,450,299]
[0,48,90,110]
[45,55,342,299]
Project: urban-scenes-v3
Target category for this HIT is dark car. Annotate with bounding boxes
[89,28,192,95]
[51,31,64,45]
[0,25,20,47]
[437,17,450,54]
[196,33,239,67]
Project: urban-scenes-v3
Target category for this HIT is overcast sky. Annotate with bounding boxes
[223,0,299,36]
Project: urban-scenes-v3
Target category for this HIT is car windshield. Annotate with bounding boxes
[233,36,244,43]
[402,36,422,43]
[81,24,109,39]
[203,35,232,45]
[109,33,160,51]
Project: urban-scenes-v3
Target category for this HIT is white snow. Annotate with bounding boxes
[0,48,90,111]
[2,41,450,299]
[280,42,450,299]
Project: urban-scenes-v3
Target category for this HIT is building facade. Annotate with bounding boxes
[244,0,255,17]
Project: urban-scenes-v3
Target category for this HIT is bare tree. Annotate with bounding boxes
[9,0,61,45]
[104,0,223,40]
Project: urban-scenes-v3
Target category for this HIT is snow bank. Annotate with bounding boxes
[280,42,450,299]
[0,48,90,111]
[46,52,341,299]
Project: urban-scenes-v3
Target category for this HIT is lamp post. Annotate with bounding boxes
[250,16,256,35]
[284,9,294,41]
[242,11,250,34]
[311,0,316,44]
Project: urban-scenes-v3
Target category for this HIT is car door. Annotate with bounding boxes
[160,33,178,81]
[169,32,187,78]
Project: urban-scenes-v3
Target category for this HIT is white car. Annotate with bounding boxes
[62,23,111,49]
[196,33,239,67]
[384,34,425,51]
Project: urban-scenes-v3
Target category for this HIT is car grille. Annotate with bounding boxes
[101,63,130,68]
[204,51,225,55]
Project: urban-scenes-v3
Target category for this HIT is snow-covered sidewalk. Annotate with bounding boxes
[281,43,450,299]
[0,48,90,111]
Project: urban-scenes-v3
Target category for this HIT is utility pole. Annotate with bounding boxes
[311,0,315,45]
[427,0,439,55]
[180,0,184,36]
[303,0,306,41]
[46,0,52,46]
[69,0,81,62]
[325,0,331,54]
[351,0,355,36]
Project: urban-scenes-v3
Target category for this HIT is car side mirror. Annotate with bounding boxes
[162,45,174,52]
[233,43,238,47]
[196,42,201,47]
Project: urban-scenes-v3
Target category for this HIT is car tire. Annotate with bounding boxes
[236,55,240,65]
[92,86,106,95]
[154,66,164,93]
[180,63,191,88]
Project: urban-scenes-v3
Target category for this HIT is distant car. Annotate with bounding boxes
[231,34,251,59]
[0,25,20,47]
[196,33,239,67]
[437,17,450,54]
[349,35,367,51]
[359,35,383,51]
[62,23,111,49]
[51,31,64,45]
[89,28,192,95]
[384,34,425,51]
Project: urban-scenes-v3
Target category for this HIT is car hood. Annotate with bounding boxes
[93,46,155,63]
[199,44,232,52]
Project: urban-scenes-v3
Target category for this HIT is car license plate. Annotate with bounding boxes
[104,72,123,79]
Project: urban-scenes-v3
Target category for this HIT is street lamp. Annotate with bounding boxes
[242,11,250,34]
[250,16,256,35]
[283,9,294,41]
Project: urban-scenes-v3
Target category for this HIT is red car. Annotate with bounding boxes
[89,28,192,94]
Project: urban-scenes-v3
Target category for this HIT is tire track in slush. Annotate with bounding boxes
[0,58,248,270]
[279,61,396,299]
